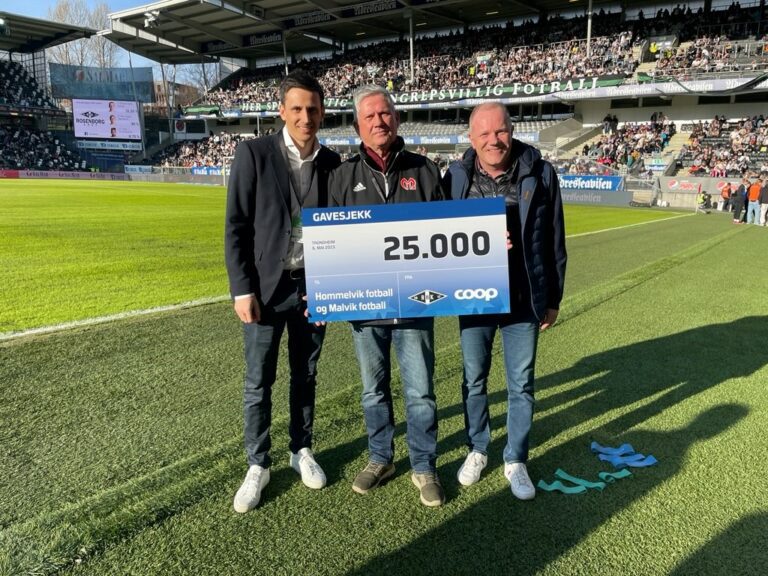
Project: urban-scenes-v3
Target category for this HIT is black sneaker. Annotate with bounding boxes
[411,471,445,507]
[352,461,395,494]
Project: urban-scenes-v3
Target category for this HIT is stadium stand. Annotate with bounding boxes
[640,2,765,43]
[176,6,764,186]
[202,35,637,106]
[199,11,641,106]
[317,120,561,139]
[652,35,768,76]
[194,5,768,111]
[0,60,57,109]
[583,118,676,171]
[676,116,768,176]
[0,122,89,171]
[0,59,91,172]
[548,154,623,177]
[151,131,252,168]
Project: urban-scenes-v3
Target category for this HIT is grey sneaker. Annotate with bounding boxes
[504,462,535,500]
[457,451,488,486]
[411,471,445,507]
[233,464,270,513]
[352,461,395,494]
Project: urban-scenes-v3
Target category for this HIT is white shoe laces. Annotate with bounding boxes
[466,452,485,472]
[511,466,533,489]
[302,455,323,476]
[245,467,264,490]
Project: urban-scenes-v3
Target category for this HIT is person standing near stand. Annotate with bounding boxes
[225,70,341,513]
[443,101,567,500]
[328,85,446,507]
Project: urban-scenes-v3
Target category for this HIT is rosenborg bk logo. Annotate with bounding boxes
[408,289,446,305]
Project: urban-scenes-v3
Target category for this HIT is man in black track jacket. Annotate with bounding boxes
[327,85,445,507]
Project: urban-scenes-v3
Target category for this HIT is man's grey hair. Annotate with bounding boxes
[468,102,513,132]
[352,84,395,121]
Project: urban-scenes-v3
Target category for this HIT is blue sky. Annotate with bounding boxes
[0,0,152,19]
[2,0,146,21]
[3,0,159,67]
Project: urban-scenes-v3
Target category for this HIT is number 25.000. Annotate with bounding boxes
[383,231,490,261]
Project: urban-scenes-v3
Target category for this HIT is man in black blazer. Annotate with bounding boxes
[225,70,341,513]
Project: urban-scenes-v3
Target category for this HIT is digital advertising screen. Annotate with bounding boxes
[51,64,155,102]
[72,99,142,140]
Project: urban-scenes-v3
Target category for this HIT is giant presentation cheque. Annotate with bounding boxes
[302,196,510,322]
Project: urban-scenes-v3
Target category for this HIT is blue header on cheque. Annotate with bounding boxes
[303,196,505,226]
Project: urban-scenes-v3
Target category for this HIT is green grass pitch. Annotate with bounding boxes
[1,179,766,575]
[0,180,679,334]
[0,180,227,333]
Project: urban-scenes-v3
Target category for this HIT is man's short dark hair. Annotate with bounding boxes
[279,70,324,104]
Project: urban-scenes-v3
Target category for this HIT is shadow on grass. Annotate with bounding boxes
[287,345,468,493]
[668,512,768,575]
[344,316,764,576]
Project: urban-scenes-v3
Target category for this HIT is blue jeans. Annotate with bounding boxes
[351,319,437,473]
[459,314,539,463]
[747,201,761,224]
[243,273,325,468]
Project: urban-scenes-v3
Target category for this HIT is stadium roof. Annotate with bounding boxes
[105,0,650,65]
[0,11,96,54]
[103,21,218,65]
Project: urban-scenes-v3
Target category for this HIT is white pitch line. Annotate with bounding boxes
[0,212,694,343]
[567,212,692,239]
[0,296,230,342]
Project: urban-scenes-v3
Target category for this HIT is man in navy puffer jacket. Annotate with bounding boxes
[443,102,567,500]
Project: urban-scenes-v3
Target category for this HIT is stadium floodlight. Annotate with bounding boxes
[144,11,160,29]
[0,17,9,37]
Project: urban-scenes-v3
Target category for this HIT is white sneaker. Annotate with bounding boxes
[457,451,488,486]
[233,464,270,513]
[290,448,327,489]
[504,462,535,500]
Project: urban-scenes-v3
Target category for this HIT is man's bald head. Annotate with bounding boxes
[469,102,513,133]
[468,102,515,177]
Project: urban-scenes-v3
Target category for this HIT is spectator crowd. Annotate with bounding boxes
[578,114,676,175]
[202,11,640,107]
[0,61,57,109]
[680,115,768,176]
[653,35,768,76]
[198,3,768,110]
[0,123,89,171]
[4,4,766,174]
[151,131,255,168]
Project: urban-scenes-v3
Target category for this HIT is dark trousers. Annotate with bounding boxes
[243,272,325,467]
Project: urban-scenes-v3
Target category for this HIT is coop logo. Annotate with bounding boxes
[408,289,446,305]
[454,288,498,301]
